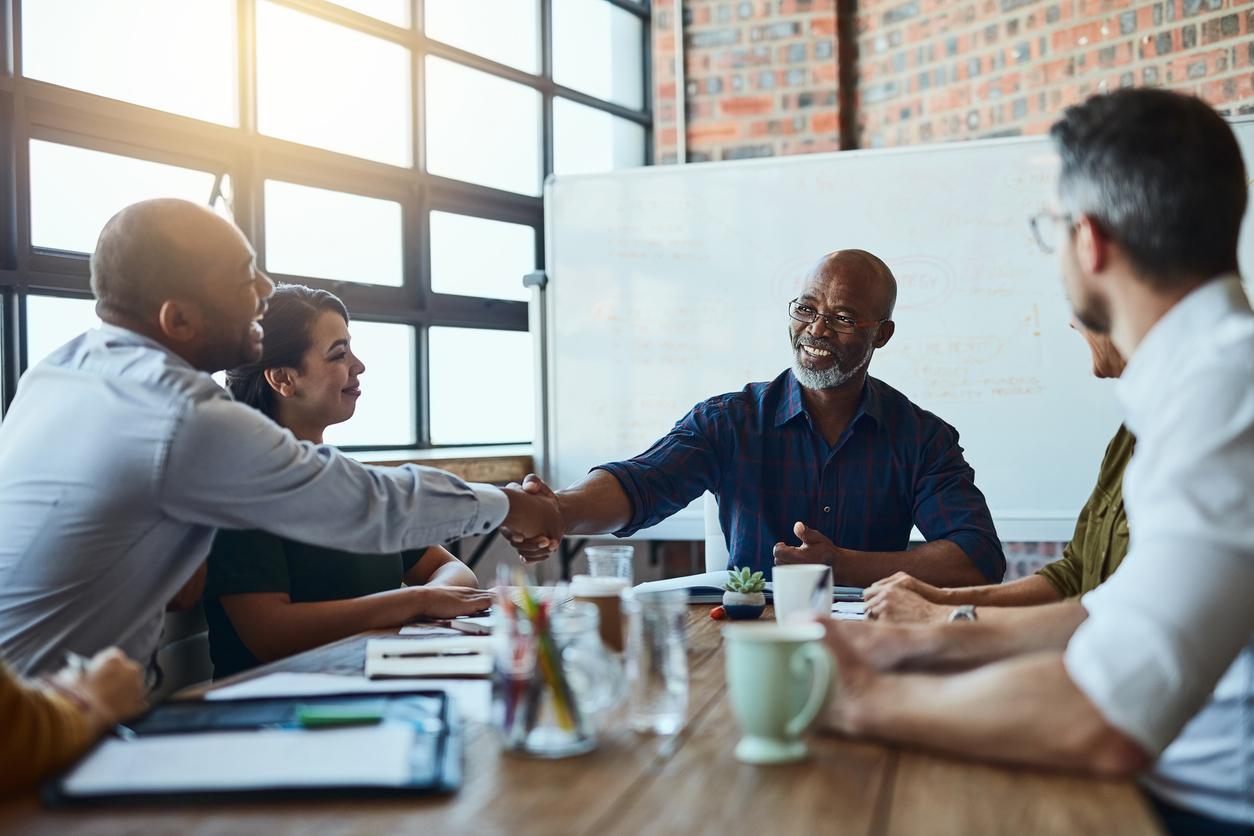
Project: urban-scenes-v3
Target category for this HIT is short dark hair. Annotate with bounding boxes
[1049,88,1247,287]
[225,284,350,419]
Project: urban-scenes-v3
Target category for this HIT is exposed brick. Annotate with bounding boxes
[654,0,1254,163]
[719,95,776,116]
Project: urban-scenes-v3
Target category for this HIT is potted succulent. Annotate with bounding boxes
[722,567,767,620]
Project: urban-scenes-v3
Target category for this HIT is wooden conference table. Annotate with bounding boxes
[0,605,1163,836]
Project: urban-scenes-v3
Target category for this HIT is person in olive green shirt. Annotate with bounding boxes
[863,322,1132,623]
[203,285,493,680]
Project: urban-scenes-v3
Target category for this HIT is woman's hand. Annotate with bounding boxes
[410,585,495,619]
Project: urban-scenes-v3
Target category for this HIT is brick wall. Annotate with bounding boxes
[652,0,842,162]
[858,0,1254,148]
[652,0,1254,159]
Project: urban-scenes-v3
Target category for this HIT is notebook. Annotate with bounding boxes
[43,691,462,806]
[633,570,864,604]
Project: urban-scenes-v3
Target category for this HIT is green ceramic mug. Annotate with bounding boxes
[722,621,832,764]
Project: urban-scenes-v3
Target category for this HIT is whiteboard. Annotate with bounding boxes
[541,120,1254,542]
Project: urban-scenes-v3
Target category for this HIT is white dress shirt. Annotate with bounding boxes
[1064,275,1254,825]
[0,325,509,676]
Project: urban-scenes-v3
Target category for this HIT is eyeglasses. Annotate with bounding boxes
[788,299,887,334]
[1029,210,1074,254]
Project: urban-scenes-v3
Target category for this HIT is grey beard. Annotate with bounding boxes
[792,341,874,390]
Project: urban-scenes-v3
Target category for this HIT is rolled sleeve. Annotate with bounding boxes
[911,421,1005,582]
[594,403,725,538]
[1036,542,1083,598]
[1064,539,1254,755]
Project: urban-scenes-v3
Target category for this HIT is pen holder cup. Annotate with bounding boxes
[492,600,624,758]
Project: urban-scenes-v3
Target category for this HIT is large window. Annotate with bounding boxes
[0,0,651,448]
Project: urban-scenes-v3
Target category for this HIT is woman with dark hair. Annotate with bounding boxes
[203,284,492,679]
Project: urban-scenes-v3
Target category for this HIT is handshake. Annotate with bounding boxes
[499,474,565,563]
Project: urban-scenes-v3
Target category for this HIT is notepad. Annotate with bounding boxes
[365,637,494,679]
[62,725,415,796]
[832,601,868,621]
[633,570,864,604]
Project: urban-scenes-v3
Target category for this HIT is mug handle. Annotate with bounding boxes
[785,642,832,738]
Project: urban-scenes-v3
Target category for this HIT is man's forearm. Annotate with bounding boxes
[936,575,1063,608]
[556,470,634,535]
[835,652,1147,776]
[897,601,1088,671]
[837,540,987,587]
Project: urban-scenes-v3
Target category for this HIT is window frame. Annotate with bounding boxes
[0,0,653,451]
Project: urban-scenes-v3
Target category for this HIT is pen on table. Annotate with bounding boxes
[63,651,140,741]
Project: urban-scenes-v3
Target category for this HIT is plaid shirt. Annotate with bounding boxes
[597,369,1004,581]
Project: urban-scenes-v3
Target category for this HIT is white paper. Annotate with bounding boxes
[62,725,414,795]
[368,636,495,657]
[634,570,772,595]
[832,601,868,621]
[366,655,493,679]
[204,672,492,723]
[633,570,863,599]
[397,625,463,637]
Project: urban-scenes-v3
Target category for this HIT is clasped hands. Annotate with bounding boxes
[500,474,565,564]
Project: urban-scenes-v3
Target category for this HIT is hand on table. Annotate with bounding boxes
[50,647,147,734]
[500,474,565,564]
[411,585,496,619]
[864,571,945,603]
[864,585,950,624]
[818,618,882,737]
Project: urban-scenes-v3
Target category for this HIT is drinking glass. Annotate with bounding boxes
[585,545,634,584]
[623,589,688,734]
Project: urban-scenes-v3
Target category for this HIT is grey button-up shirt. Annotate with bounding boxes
[0,325,508,676]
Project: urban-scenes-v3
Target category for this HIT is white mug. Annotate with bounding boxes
[772,564,832,624]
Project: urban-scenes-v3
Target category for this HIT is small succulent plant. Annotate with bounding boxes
[724,567,766,594]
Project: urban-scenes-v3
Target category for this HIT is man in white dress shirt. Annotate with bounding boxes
[0,198,561,681]
[818,89,1252,833]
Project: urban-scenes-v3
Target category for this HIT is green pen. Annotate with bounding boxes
[294,703,386,729]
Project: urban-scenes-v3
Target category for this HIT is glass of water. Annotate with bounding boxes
[585,545,634,584]
[623,589,688,735]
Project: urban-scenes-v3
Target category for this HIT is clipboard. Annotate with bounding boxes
[41,691,462,807]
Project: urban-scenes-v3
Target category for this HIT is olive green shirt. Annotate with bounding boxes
[1036,425,1136,598]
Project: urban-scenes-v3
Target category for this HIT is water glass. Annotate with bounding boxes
[585,545,634,584]
[623,589,689,735]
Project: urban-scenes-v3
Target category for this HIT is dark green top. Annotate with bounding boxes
[1036,424,1136,598]
[204,529,424,679]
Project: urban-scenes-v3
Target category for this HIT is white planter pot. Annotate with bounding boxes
[722,591,765,608]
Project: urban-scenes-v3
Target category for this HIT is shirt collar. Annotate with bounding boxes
[98,322,196,372]
[1115,273,1249,427]
[774,369,882,428]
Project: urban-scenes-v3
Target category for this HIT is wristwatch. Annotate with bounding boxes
[947,604,977,623]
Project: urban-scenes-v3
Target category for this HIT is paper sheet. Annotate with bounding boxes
[62,725,414,795]
[832,601,868,621]
[204,672,492,723]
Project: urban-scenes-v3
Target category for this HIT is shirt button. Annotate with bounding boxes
[483,521,490,530]
[823,506,832,513]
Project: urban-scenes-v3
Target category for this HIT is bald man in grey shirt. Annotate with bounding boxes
[0,199,559,677]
